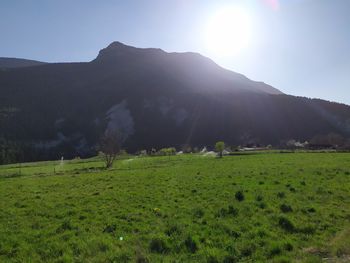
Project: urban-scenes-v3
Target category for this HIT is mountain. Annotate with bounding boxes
[0,42,350,162]
[0,58,46,69]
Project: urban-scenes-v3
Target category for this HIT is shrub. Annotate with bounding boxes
[278,217,295,232]
[184,236,198,253]
[225,229,241,239]
[256,195,263,201]
[240,244,254,257]
[98,242,109,252]
[284,242,293,251]
[235,191,245,202]
[280,204,293,213]
[269,244,282,257]
[298,225,316,235]
[103,224,116,234]
[149,237,169,254]
[228,205,239,216]
[216,206,238,217]
[277,192,286,198]
[158,147,176,156]
[289,187,296,192]
[223,255,238,263]
[207,255,219,263]
[307,207,316,213]
[193,208,205,218]
[258,202,267,209]
[136,255,149,263]
[165,225,181,236]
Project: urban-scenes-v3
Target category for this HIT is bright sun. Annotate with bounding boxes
[204,7,253,56]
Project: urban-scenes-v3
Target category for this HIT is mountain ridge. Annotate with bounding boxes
[0,41,349,163]
[0,57,47,69]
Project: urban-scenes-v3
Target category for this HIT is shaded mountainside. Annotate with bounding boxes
[0,42,350,162]
[0,57,46,69]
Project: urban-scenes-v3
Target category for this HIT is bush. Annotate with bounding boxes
[258,202,267,209]
[277,192,286,198]
[207,255,219,263]
[283,242,293,251]
[136,255,149,263]
[223,255,238,263]
[256,195,263,201]
[149,237,169,254]
[216,206,238,218]
[278,217,295,232]
[298,225,316,235]
[269,244,282,257]
[240,245,254,257]
[228,205,239,216]
[193,208,205,218]
[165,225,181,236]
[103,224,116,234]
[158,147,176,156]
[184,236,198,253]
[307,207,316,213]
[280,204,293,213]
[235,191,245,202]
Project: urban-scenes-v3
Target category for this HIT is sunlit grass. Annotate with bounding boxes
[0,152,349,262]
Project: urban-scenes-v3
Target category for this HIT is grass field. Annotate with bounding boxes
[0,152,349,262]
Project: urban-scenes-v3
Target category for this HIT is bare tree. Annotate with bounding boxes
[98,131,121,168]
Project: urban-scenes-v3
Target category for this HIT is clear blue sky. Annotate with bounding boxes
[1,0,349,105]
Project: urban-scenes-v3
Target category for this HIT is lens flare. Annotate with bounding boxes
[204,6,253,57]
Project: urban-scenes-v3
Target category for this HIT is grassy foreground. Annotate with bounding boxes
[0,152,349,262]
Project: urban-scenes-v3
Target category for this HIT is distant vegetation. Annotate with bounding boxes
[0,152,349,262]
[1,133,350,165]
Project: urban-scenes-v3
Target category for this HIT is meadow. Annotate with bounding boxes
[0,152,349,262]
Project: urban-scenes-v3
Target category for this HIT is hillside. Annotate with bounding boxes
[0,42,350,162]
[0,153,349,261]
[0,57,46,69]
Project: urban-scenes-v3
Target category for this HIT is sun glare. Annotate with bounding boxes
[204,7,253,57]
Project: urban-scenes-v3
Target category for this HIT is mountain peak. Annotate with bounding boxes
[105,41,134,50]
[94,41,164,62]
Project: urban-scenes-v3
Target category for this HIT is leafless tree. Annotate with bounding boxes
[98,131,121,168]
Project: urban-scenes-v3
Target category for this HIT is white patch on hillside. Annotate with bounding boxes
[106,100,135,142]
[158,97,173,116]
[143,97,188,125]
[173,108,188,126]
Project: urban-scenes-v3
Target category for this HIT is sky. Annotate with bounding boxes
[1,0,349,105]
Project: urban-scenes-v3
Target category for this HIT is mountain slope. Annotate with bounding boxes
[0,58,46,69]
[0,42,349,162]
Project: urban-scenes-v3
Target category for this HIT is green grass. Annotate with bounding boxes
[0,152,349,262]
